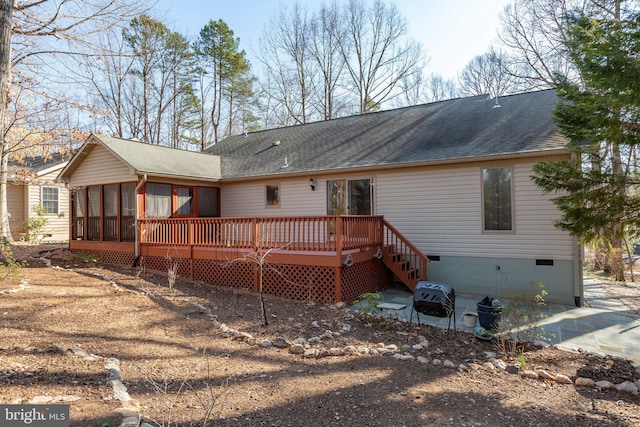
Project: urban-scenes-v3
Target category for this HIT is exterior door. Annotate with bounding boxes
[327,179,372,215]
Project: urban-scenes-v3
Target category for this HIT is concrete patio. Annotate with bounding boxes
[365,278,640,362]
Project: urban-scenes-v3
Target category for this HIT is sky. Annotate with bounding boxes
[155,0,512,81]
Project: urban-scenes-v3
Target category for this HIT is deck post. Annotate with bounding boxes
[253,218,259,251]
[336,216,343,262]
[188,219,194,279]
[335,216,343,303]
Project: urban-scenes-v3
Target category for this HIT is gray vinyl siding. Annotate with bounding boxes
[220,160,571,261]
[68,144,134,187]
[221,178,326,217]
[375,160,572,261]
[190,157,578,304]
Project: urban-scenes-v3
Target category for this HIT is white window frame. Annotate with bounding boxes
[41,186,59,215]
[326,178,373,215]
[266,184,280,208]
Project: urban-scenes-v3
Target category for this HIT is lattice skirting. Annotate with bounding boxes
[192,259,254,291]
[141,255,191,278]
[74,249,391,305]
[70,249,134,266]
[262,264,337,305]
[340,258,392,305]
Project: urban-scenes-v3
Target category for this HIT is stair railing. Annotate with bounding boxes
[381,219,429,292]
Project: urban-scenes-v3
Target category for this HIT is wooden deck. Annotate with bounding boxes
[69,215,428,303]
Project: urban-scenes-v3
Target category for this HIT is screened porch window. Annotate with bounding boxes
[146,183,172,218]
[87,186,101,240]
[120,183,136,242]
[482,167,513,231]
[198,187,219,217]
[176,187,194,215]
[103,184,118,241]
[72,189,85,240]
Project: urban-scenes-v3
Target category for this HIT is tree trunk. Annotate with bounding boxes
[611,142,625,281]
[0,0,15,242]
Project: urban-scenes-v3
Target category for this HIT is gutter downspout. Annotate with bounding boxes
[133,174,147,267]
[570,152,584,307]
[574,236,584,307]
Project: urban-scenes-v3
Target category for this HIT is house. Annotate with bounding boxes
[7,154,71,242]
[58,89,583,306]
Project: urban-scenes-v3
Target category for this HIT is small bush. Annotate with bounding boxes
[353,292,382,317]
[0,244,25,282]
[24,205,48,242]
[494,281,554,359]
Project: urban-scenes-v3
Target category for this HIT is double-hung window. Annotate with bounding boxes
[41,187,59,214]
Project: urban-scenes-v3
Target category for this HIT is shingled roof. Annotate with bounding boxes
[61,134,222,182]
[206,89,566,179]
[8,152,71,175]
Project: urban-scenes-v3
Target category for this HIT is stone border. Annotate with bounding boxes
[9,263,637,426]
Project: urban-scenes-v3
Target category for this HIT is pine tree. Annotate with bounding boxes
[532,5,640,280]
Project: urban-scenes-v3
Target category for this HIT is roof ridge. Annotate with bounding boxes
[95,134,213,155]
[214,89,556,144]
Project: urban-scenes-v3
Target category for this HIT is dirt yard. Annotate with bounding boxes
[1,244,639,427]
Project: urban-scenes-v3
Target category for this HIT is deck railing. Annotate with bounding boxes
[139,215,385,253]
[381,219,429,291]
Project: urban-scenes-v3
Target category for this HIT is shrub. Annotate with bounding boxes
[494,281,554,359]
[24,204,48,242]
[353,292,382,317]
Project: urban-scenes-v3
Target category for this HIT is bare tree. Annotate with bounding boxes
[393,71,460,107]
[0,0,145,241]
[458,48,522,97]
[498,0,578,88]
[256,0,426,125]
[0,0,16,241]
[308,2,349,120]
[496,0,634,88]
[255,71,292,129]
[81,27,137,138]
[425,73,460,102]
[257,3,314,125]
[225,247,279,326]
[392,71,427,107]
[338,0,424,113]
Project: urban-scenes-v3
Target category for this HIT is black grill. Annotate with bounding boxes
[410,281,456,330]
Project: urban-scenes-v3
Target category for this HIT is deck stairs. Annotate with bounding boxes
[380,219,429,292]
